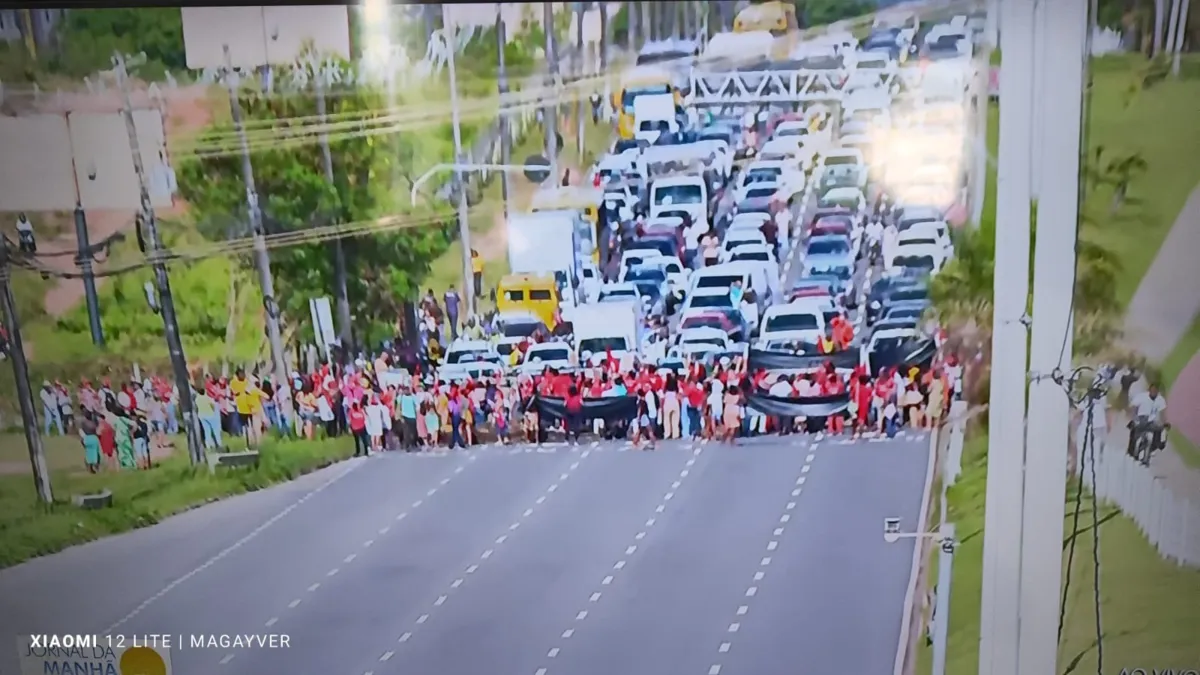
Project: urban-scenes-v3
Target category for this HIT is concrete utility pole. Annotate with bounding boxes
[73,205,104,346]
[313,68,354,354]
[1154,0,1168,55]
[113,52,204,466]
[442,21,476,319]
[1172,0,1191,75]
[576,2,587,162]
[223,47,293,397]
[497,7,512,219]
[544,2,561,181]
[977,1,1037,674]
[1019,1,1088,672]
[1167,0,1183,55]
[0,237,53,503]
[644,2,655,42]
[930,525,957,675]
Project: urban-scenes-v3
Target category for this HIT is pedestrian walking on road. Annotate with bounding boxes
[348,399,369,457]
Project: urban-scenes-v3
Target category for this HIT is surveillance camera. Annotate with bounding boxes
[941,537,957,554]
[884,517,901,534]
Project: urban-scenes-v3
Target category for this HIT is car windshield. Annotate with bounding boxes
[745,187,777,200]
[733,250,771,262]
[745,168,781,183]
[579,337,629,354]
[502,322,540,338]
[697,274,742,288]
[446,349,491,365]
[807,240,850,256]
[682,316,724,331]
[886,307,923,319]
[527,348,570,363]
[638,238,676,256]
[600,289,638,300]
[627,267,667,283]
[818,195,859,209]
[824,155,857,166]
[765,313,819,331]
[655,184,703,205]
[776,126,806,137]
[691,294,732,308]
[684,336,726,348]
[901,238,938,247]
[621,84,671,112]
[634,282,663,300]
[890,288,929,302]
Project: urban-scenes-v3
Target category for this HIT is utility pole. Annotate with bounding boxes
[443,21,476,319]
[1166,0,1183,56]
[73,204,104,346]
[1018,0,1088,672]
[1172,0,1191,75]
[497,7,512,219]
[113,52,203,466]
[628,0,639,52]
[223,47,293,396]
[544,2,560,182]
[976,2,1035,674]
[0,237,53,503]
[576,2,587,163]
[313,68,354,358]
[600,1,610,75]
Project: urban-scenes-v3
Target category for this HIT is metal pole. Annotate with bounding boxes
[1153,0,1168,55]
[224,48,293,397]
[497,7,512,219]
[1018,0,1088,671]
[0,238,53,503]
[977,0,1036,673]
[544,2,561,181]
[1166,0,1183,54]
[931,524,957,675]
[1172,0,1191,75]
[628,0,638,51]
[313,71,354,357]
[113,52,203,466]
[443,24,476,319]
[984,0,1000,49]
[73,205,104,347]
[576,3,587,163]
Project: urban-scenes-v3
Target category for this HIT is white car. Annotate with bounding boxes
[519,341,576,375]
[720,229,768,260]
[597,281,645,305]
[887,235,948,273]
[817,186,868,214]
[620,248,665,274]
[736,160,805,201]
[727,242,778,265]
[444,339,500,366]
[903,220,954,259]
[728,212,771,233]
[757,303,828,346]
[817,147,866,174]
[676,326,735,353]
[679,287,736,320]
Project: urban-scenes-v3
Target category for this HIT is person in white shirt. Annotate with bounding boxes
[1127,384,1169,458]
[16,213,36,254]
[1074,393,1109,466]
[706,381,725,436]
[40,382,63,436]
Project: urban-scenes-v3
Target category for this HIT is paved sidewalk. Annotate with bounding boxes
[1122,182,1200,504]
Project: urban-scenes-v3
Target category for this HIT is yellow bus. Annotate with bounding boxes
[529,187,604,265]
[733,1,800,59]
[615,65,681,140]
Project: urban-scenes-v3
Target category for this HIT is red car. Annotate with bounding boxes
[680,311,740,338]
[804,206,852,229]
[810,221,851,239]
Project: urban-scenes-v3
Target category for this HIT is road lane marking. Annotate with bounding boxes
[219,653,235,665]
[288,599,301,609]
[451,578,464,588]
[307,583,320,592]
[264,617,278,627]
[562,629,574,639]
[481,549,494,559]
[327,567,339,577]
[746,586,758,597]
[737,605,748,616]
[379,651,394,662]
[398,632,411,643]
[548,647,560,658]
[344,554,357,563]
[576,610,588,620]
[720,642,732,652]
[416,614,428,624]
[601,575,614,585]
[625,545,637,555]
[614,560,626,569]
[767,541,778,551]
[496,535,508,544]
[709,666,722,675]
[434,595,447,606]
[754,571,765,581]
[728,623,740,633]
[590,592,602,602]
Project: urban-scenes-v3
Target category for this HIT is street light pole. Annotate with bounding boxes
[497,7,512,219]
[313,66,354,355]
[543,2,561,182]
[931,524,957,675]
[442,21,475,319]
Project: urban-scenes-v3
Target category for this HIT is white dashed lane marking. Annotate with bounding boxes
[532,445,705,674]
[708,446,816,673]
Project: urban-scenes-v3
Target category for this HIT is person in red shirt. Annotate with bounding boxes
[684,379,705,439]
[852,373,873,438]
[563,385,584,445]
[824,372,847,435]
[348,401,369,457]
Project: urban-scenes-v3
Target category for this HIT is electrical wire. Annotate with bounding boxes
[1086,402,1105,675]
[8,206,479,280]
[1058,402,1091,644]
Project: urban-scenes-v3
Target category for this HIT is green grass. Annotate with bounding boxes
[0,435,355,569]
[1082,56,1200,309]
[1160,313,1200,468]
[914,431,1200,674]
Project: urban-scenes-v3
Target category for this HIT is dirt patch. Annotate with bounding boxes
[34,84,215,318]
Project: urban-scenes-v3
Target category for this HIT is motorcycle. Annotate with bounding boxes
[17,229,36,254]
[1127,416,1170,466]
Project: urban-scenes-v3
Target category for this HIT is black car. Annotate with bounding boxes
[868,283,930,326]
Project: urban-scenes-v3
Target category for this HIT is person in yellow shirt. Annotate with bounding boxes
[471,249,484,299]
[229,368,251,437]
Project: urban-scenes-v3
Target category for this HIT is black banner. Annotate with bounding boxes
[745,392,851,417]
[868,337,937,376]
[534,396,638,422]
[748,348,859,372]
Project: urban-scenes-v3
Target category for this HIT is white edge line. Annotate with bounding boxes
[893,424,939,675]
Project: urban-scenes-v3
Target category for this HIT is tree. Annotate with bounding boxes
[795,0,874,27]
[52,8,185,80]
[178,59,458,344]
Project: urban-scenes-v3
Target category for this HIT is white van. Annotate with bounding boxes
[650,174,709,230]
[634,93,678,144]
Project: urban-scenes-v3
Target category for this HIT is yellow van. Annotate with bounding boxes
[496,274,561,329]
[733,1,800,59]
[615,65,681,140]
[529,187,604,264]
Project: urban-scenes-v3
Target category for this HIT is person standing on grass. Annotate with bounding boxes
[471,249,484,299]
[348,399,369,457]
[55,381,74,433]
[40,381,63,437]
[444,285,462,341]
[80,413,101,473]
[132,412,151,469]
[195,385,222,450]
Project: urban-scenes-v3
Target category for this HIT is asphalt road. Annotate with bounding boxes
[0,432,930,675]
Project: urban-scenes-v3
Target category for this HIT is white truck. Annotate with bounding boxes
[634,92,679,144]
[507,211,584,306]
[568,301,645,368]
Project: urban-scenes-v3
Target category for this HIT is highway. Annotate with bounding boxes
[0,433,930,675]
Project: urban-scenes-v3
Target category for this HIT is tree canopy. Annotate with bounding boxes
[53,8,186,80]
[178,59,458,342]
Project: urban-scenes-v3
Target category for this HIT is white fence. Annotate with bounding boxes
[1075,425,1200,567]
